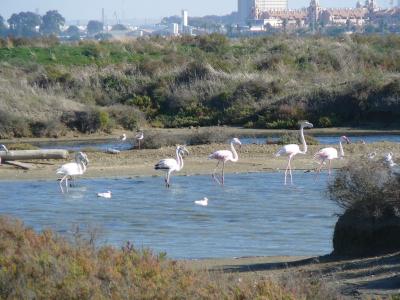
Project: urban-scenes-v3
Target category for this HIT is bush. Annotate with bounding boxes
[329,159,400,256]
[61,109,112,133]
[0,216,336,299]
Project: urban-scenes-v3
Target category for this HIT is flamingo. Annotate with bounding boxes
[56,152,89,193]
[209,138,242,185]
[195,197,208,206]
[154,145,189,188]
[135,131,144,150]
[275,121,313,185]
[314,136,351,176]
[120,133,127,142]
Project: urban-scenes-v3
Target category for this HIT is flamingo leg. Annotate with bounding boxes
[59,175,68,193]
[138,140,141,150]
[314,159,325,181]
[284,157,291,185]
[288,157,293,185]
[221,161,225,185]
[65,177,69,192]
[328,160,332,176]
[212,161,221,185]
[166,171,171,188]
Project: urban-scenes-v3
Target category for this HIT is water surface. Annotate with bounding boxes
[0,172,339,259]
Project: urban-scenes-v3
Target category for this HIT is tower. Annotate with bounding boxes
[182,10,188,27]
[308,0,321,32]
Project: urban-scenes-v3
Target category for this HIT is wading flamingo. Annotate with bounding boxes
[154,145,189,188]
[314,136,350,176]
[56,152,89,193]
[275,121,313,185]
[135,131,144,149]
[209,138,242,185]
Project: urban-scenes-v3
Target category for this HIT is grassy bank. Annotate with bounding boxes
[1,35,400,138]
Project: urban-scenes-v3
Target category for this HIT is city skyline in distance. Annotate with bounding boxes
[1,0,394,23]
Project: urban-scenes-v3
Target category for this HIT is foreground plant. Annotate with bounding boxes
[0,216,336,299]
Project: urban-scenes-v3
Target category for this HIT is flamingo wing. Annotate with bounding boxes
[314,147,338,161]
[209,150,233,161]
[154,158,178,171]
[56,162,82,176]
[275,144,300,157]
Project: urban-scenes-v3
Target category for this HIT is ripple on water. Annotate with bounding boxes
[0,172,341,259]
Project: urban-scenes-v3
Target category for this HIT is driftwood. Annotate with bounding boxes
[4,161,32,170]
[0,149,69,161]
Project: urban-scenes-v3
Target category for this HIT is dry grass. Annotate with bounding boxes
[0,216,337,299]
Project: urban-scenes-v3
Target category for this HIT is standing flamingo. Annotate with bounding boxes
[209,138,242,185]
[154,145,189,188]
[56,152,89,193]
[275,121,313,185]
[314,136,351,176]
[135,131,144,150]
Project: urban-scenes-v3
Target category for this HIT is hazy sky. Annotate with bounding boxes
[1,0,392,22]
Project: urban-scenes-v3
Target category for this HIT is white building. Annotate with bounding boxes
[238,0,288,24]
[182,10,188,27]
[169,23,179,36]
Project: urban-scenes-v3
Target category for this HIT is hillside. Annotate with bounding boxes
[1,35,400,138]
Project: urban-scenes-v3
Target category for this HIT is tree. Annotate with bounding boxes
[65,25,80,41]
[8,11,42,37]
[87,20,103,36]
[40,10,65,35]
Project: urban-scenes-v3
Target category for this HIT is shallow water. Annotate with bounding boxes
[29,135,400,152]
[241,135,400,145]
[0,172,340,259]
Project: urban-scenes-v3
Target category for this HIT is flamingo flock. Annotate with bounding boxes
[18,125,390,194]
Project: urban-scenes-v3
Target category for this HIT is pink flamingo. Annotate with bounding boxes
[209,138,241,185]
[275,121,313,185]
[314,136,351,176]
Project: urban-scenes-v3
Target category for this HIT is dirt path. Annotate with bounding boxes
[187,252,400,298]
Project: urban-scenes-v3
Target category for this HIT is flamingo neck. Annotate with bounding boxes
[299,125,307,154]
[339,140,345,157]
[176,149,184,171]
[230,142,239,162]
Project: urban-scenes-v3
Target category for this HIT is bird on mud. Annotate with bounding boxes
[135,131,144,150]
[154,145,189,188]
[194,197,208,206]
[209,138,242,186]
[314,136,351,176]
[56,152,89,193]
[275,121,313,185]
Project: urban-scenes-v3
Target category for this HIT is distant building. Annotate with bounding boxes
[169,23,179,36]
[182,10,188,27]
[238,0,288,24]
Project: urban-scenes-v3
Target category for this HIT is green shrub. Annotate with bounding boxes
[318,116,333,128]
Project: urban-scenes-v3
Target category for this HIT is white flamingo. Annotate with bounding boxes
[154,145,189,188]
[56,152,89,193]
[135,131,144,149]
[314,136,351,176]
[209,138,242,185]
[275,121,313,185]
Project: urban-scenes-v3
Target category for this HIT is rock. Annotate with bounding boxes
[333,208,400,257]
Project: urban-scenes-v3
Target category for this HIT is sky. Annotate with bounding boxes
[0,0,393,23]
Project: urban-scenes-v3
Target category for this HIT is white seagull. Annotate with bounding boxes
[154,145,189,188]
[56,152,89,193]
[97,191,112,198]
[194,197,208,206]
[120,133,127,142]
